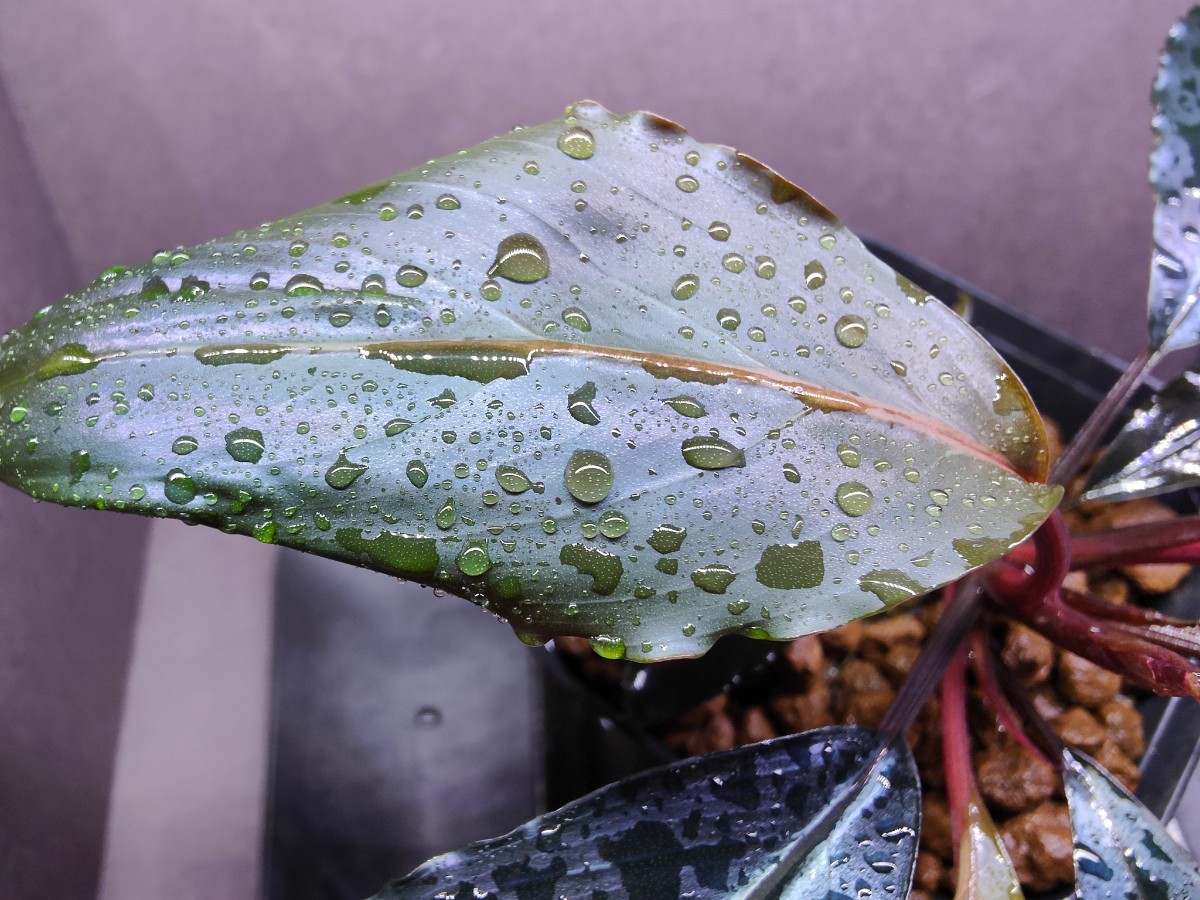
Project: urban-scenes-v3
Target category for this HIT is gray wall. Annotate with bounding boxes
[0,1,1191,896]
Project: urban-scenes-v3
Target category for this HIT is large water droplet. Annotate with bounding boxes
[567,382,600,425]
[172,435,199,456]
[562,307,591,331]
[497,464,534,494]
[681,436,745,470]
[456,541,492,576]
[406,459,429,488]
[564,449,614,505]
[691,564,736,594]
[225,427,265,464]
[675,174,699,193]
[598,509,628,538]
[834,314,868,348]
[804,260,827,289]
[557,126,596,159]
[671,273,699,301]
[436,194,461,210]
[488,233,550,283]
[285,273,323,296]
[396,264,428,288]
[754,256,776,279]
[435,497,457,530]
[835,481,874,517]
[648,523,687,554]
[717,308,741,331]
[722,253,746,274]
[707,221,731,241]
[663,395,706,418]
[326,452,368,489]
[164,468,197,505]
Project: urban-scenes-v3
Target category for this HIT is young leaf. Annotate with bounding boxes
[1062,747,1200,898]
[1148,8,1200,353]
[953,792,1024,900]
[0,102,1059,659]
[372,726,920,899]
[1083,371,1200,502]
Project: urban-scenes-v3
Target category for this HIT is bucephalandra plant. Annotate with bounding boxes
[10,9,1200,900]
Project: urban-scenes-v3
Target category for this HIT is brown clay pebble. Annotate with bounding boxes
[860,613,926,650]
[914,851,944,894]
[1100,697,1146,759]
[974,740,1057,814]
[881,641,922,685]
[1058,650,1122,708]
[1000,802,1075,894]
[840,659,891,695]
[783,635,824,678]
[843,690,893,728]
[1002,624,1055,687]
[1095,739,1141,793]
[820,619,863,655]
[1087,498,1191,593]
[1054,706,1108,754]
[738,706,776,744]
[1089,572,1131,605]
[921,795,954,861]
[768,685,832,733]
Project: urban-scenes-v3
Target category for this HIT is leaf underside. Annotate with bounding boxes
[1149,8,1200,353]
[0,101,1057,659]
[1084,370,1200,502]
[1062,747,1200,898]
[373,725,919,900]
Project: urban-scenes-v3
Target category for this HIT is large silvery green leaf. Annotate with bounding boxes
[1083,371,1200,502]
[1062,747,1200,898]
[373,726,920,899]
[0,101,1058,660]
[1148,8,1200,353]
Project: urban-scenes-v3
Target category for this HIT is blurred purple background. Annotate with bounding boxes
[0,2,1193,897]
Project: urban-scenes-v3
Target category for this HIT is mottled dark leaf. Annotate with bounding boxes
[1062,747,1200,898]
[371,726,919,899]
[1148,8,1200,352]
[1083,371,1200,502]
[0,102,1058,659]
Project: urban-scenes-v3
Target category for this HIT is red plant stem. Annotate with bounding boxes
[879,581,983,738]
[990,571,1200,697]
[1049,345,1156,490]
[1006,515,1200,568]
[1061,587,1198,628]
[968,629,1051,765]
[941,645,974,859]
[980,629,1065,766]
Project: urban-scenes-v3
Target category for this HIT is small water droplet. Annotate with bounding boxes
[754,256,776,279]
[804,260,827,289]
[717,307,741,331]
[598,509,628,538]
[375,305,393,327]
[406,204,424,219]
[361,273,387,295]
[663,395,706,418]
[248,272,270,291]
[480,278,503,301]
[456,541,492,576]
[384,418,412,437]
[436,193,461,210]
[837,444,862,467]
[328,309,353,327]
[172,435,199,455]
[818,233,837,250]
[378,203,398,221]
[288,239,309,257]
[436,497,457,530]
[414,706,442,727]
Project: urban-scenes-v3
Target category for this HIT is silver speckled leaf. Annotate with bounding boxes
[0,102,1059,660]
[1083,371,1200,502]
[1149,9,1200,353]
[1062,747,1200,898]
[373,726,919,900]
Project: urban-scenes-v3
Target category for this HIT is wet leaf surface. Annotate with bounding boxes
[0,103,1058,658]
[1148,9,1200,353]
[1062,747,1200,899]
[372,725,919,900]
[1084,371,1200,502]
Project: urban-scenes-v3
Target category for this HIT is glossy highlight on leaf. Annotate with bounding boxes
[1148,8,1200,352]
[953,792,1024,900]
[1062,747,1200,898]
[0,102,1059,659]
[372,726,920,900]
[1084,371,1200,502]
